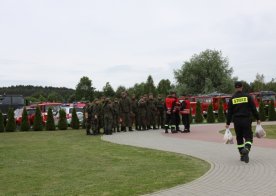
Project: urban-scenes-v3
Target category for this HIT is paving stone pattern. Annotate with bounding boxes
[102,123,276,196]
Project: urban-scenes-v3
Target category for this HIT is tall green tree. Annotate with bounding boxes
[33,106,43,131]
[48,92,63,102]
[20,107,30,131]
[70,108,80,129]
[157,79,172,96]
[0,112,5,132]
[258,101,266,121]
[207,104,215,123]
[144,75,156,95]
[75,76,95,101]
[174,49,234,94]
[217,101,226,123]
[6,108,16,132]
[103,82,115,97]
[46,108,56,131]
[251,73,265,92]
[268,100,276,121]
[131,83,146,98]
[265,78,276,92]
[115,86,127,98]
[58,109,68,130]
[195,101,204,123]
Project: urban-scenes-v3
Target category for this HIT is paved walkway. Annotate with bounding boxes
[102,122,276,196]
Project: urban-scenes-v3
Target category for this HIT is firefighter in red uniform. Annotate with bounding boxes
[180,97,191,133]
[164,91,178,133]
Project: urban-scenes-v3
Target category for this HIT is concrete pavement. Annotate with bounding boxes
[102,123,276,196]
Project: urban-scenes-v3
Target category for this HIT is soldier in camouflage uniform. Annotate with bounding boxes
[143,94,150,130]
[119,91,132,131]
[84,101,92,135]
[98,97,105,134]
[112,98,120,132]
[137,96,147,130]
[147,93,157,129]
[156,95,165,129]
[91,99,101,135]
[131,95,139,130]
[103,98,114,135]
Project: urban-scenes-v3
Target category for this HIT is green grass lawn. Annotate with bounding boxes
[220,125,276,139]
[0,130,210,196]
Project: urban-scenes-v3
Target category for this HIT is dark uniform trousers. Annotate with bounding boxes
[233,116,253,153]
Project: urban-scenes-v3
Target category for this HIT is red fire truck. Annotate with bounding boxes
[179,93,231,117]
[29,102,62,124]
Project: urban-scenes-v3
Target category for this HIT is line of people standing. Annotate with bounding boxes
[84,91,167,135]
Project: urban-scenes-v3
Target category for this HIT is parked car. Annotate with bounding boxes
[14,107,36,125]
[29,102,62,124]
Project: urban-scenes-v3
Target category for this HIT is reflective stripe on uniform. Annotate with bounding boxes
[237,144,245,148]
[245,141,252,145]
[232,97,248,104]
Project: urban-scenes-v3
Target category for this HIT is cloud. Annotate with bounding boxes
[0,0,276,90]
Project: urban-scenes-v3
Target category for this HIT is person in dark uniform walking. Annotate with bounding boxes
[226,81,260,163]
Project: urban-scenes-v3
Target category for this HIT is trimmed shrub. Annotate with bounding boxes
[70,108,80,129]
[6,108,16,132]
[195,101,204,123]
[33,106,43,131]
[207,104,215,123]
[20,107,30,131]
[217,101,226,123]
[58,109,68,130]
[268,100,276,121]
[46,108,56,131]
[0,112,5,132]
[258,101,266,121]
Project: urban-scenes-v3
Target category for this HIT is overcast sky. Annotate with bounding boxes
[1,0,276,90]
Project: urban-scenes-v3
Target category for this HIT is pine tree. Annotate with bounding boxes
[268,100,276,121]
[5,108,16,132]
[46,108,56,131]
[58,109,68,130]
[33,106,43,131]
[217,101,226,123]
[70,108,80,129]
[258,101,266,121]
[0,112,5,132]
[195,101,204,123]
[20,107,30,131]
[207,104,215,123]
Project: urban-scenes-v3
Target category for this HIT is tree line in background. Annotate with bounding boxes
[1,49,276,103]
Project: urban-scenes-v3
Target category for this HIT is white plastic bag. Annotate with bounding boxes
[224,128,234,144]
[255,124,266,138]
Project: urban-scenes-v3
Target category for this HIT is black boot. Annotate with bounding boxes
[129,127,133,131]
[241,148,249,163]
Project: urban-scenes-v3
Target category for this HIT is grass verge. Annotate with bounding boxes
[0,130,210,195]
